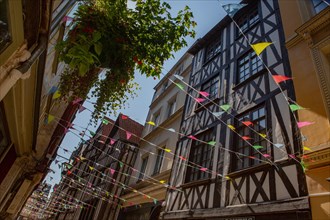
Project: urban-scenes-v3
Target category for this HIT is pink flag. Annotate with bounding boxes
[110,138,116,145]
[188,135,197,140]
[297,121,314,128]
[272,75,291,84]
[200,167,208,172]
[122,115,128,120]
[73,97,83,105]
[62,16,74,22]
[195,98,205,103]
[78,105,86,113]
[126,131,132,140]
[179,156,187,161]
[263,154,271,158]
[110,168,115,175]
[199,91,210,97]
[64,128,69,134]
[289,154,296,159]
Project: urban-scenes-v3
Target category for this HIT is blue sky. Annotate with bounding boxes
[47,0,239,189]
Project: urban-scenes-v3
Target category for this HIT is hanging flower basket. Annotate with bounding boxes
[56,0,196,120]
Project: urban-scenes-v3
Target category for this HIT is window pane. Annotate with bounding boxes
[0,0,11,52]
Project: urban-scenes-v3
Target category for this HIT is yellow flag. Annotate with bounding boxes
[251,42,272,55]
[259,133,267,138]
[303,146,312,151]
[164,148,171,153]
[159,180,165,184]
[48,114,55,123]
[52,90,61,99]
[147,121,155,126]
[228,125,235,130]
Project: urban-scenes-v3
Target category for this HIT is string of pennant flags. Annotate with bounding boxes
[43,2,321,215]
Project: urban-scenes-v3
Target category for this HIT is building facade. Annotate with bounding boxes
[278,1,330,219]
[118,53,192,220]
[162,0,311,219]
[52,114,143,220]
[0,0,77,218]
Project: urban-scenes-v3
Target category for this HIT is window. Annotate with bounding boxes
[167,99,176,117]
[0,0,11,52]
[153,112,161,126]
[153,148,164,175]
[311,0,330,14]
[205,39,221,63]
[237,9,259,35]
[200,77,219,101]
[162,81,169,92]
[138,156,148,181]
[237,50,263,83]
[233,106,267,171]
[186,130,214,182]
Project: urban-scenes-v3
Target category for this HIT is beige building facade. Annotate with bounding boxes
[278,1,330,219]
[118,53,192,219]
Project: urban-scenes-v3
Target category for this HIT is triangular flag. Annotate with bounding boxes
[222,3,247,17]
[179,156,187,161]
[110,168,115,175]
[102,119,109,124]
[167,128,175,132]
[274,143,284,148]
[126,131,132,140]
[72,97,83,105]
[207,141,216,146]
[228,125,235,130]
[252,145,263,150]
[289,154,296,159]
[80,156,86,160]
[119,162,123,168]
[46,114,55,124]
[89,166,94,171]
[174,83,184,91]
[188,135,197,140]
[62,15,74,22]
[122,115,128,120]
[164,148,171,153]
[303,146,312,151]
[213,111,224,117]
[153,199,158,204]
[251,42,272,56]
[173,74,184,80]
[242,136,252,140]
[110,138,116,145]
[272,75,292,84]
[199,91,210,97]
[200,167,208,171]
[263,154,271,158]
[78,105,86,113]
[289,104,304,112]
[195,98,205,103]
[52,90,61,99]
[220,104,231,112]
[159,180,165,184]
[48,86,58,94]
[67,170,72,175]
[297,121,314,128]
[242,121,253,126]
[89,131,95,136]
[147,121,155,126]
[259,133,267,138]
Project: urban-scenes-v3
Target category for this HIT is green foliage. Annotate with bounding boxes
[57,0,196,120]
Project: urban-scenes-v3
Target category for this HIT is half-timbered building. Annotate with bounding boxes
[162,0,312,219]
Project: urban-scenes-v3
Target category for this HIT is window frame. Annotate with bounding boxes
[138,155,149,181]
[204,38,222,63]
[185,129,215,183]
[167,98,177,118]
[232,105,268,172]
[237,50,264,84]
[236,8,260,37]
[311,0,330,14]
[153,147,165,175]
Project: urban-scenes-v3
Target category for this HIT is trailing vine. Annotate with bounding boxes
[56,0,196,121]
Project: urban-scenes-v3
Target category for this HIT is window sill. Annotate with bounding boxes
[232,69,267,90]
[228,162,272,178]
[181,178,213,189]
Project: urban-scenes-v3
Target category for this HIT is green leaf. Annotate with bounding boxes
[94,42,103,56]
[79,63,89,76]
[93,31,102,41]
